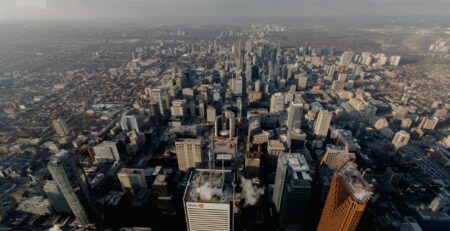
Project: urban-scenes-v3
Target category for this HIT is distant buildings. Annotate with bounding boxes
[52,119,71,136]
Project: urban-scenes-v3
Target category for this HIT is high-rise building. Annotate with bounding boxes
[150,88,171,116]
[117,168,148,194]
[418,117,439,130]
[270,93,285,114]
[233,76,244,97]
[207,106,216,124]
[170,99,187,119]
[296,74,308,90]
[43,180,72,214]
[287,101,303,132]
[273,153,312,230]
[340,51,354,65]
[47,150,94,226]
[93,141,120,163]
[392,130,410,150]
[183,169,235,231]
[317,162,373,231]
[175,139,203,171]
[120,114,140,133]
[52,118,71,136]
[389,56,401,66]
[314,110,333,139]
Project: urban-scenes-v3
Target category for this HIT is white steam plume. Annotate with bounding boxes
[240,176,264,207]
[196,181,223,201]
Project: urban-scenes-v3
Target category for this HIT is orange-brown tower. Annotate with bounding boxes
[317,162,373,231]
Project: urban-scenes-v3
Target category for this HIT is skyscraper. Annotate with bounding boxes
[339,51,354,65]
[183,169,235,231]
[317,162,373,231]
[273,153,312,230]
[47,150,94,226]
[314,110,333,139]
[52,118,70,136]
[207,106,216,124]
[270,93,285,114]
[43,180,72,214]
[93,141,120,163]
[287,101,303,132]
[120,114,140,133]
[117,168,148,194]
[175,139,203,171]
[392,130,410,150]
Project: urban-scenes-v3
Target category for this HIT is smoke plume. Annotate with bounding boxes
[196,181,223,201]
[240,176,265,207]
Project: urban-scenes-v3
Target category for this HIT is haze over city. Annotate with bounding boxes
[0,0,449,231]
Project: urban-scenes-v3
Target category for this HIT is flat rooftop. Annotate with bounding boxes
[340,162,373,203]
[184,169,235,203]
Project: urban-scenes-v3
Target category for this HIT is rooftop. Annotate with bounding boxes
[340,161,373,203]
[184,169,235,203]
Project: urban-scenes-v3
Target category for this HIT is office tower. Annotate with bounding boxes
[175,139,202,171]
[93,141,120,163]
[170,99,187,119]
[120,114,140,133]
[389,56,401,66]
[150,88,171,116]
[373,117,388,130]
[183,169,235,231]
[320,145,352,170]
[297,74,308,90]
[117,168,148,194]
[52,118,70,136]
[225,110,236,138]
[392,130,410,150]
[273,153,312,230]
[270,93,285,114]
[286,101,306,150]
[245,151,261,178]
[246,62,253,83]
[198,101,206,120]
[314,110,333,139]
[394,106,408,120]
[418,117,439,130]
[43,180,72,214]
[317,162,373,231]
[148,101,161,121]
[47,150,93,226]
[234,76,244,96]
[254,80,261,92]
[236,97,243,118]
[207,106,216,124]
[287,101,303,132]
[339,51,354,65]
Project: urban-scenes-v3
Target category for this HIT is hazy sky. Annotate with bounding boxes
[1,0,449,23]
